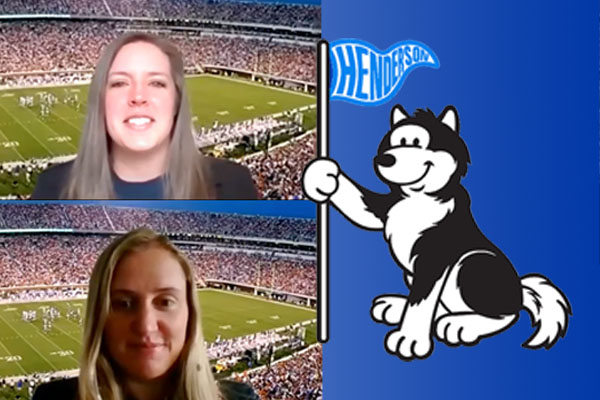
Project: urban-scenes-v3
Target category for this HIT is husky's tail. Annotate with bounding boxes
[521,274,571,349]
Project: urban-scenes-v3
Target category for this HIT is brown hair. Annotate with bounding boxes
[64,33,213,199]
[78,228,220,400]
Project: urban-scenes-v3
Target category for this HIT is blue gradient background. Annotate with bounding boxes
[322,1,598,398]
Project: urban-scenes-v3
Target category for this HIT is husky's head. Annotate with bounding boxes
[374,105,470,198]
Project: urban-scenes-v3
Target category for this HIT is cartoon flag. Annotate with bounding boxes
[329,40,439,105]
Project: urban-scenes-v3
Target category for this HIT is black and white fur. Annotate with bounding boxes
[303,105,571,360]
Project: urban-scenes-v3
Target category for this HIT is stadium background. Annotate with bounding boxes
[0,200,321,399]
[0,0,320,199]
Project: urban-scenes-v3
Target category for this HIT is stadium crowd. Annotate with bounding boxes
[0,204,316,242]
[0,233,316,296]
[189,249,316,295]
[238,345,322,400]
[242,132,315,199]
[196,116,297,148]
[0,287,86,303]
[0,235,106,288]
[0,71,92,89]
[0,21,316,83]
[0,0,321,29]
[207,330,284,361]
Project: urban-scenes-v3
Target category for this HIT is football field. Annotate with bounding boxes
[0,75,315,163]
[0,289,315,377]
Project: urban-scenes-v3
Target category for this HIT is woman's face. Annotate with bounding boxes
[105,41,177,157]
[104,245,189,381]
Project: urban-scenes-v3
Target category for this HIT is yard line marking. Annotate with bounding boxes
[0,101,57,156]
[216,111,229,115]
[0,126,26,161]
[0,338,27,375]
[267,101,277,105]
[0,326,27,375]
[11,103,78,152]
[0,311,59,371]
[7,309,79,364]
[48,319,82,346]
[219,325,232,330]
[49,350,75,357]
[243,105,255,110]
[246,319,257,324]
[49,102,86,134]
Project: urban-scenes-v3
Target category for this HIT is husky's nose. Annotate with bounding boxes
[374,153,395,167]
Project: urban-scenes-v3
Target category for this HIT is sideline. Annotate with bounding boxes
[200,74,316,99]
[203,288,316,312]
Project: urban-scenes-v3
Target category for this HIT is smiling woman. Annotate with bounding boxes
[104,41,179,185]
[31,33,257,199]
[32,228,258,400]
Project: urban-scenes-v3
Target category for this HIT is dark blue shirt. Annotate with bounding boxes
[112,172,164,199]
[32,157,258,199]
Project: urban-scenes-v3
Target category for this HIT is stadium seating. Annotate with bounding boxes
[0,0,320,28]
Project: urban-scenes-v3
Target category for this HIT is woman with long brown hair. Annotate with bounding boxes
[33,228,257,400]
[32,33,257,199]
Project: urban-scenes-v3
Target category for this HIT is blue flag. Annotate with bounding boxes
[330,39,439,106]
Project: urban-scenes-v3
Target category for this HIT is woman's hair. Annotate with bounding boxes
[64,33,213,199]
[78,228,220,400]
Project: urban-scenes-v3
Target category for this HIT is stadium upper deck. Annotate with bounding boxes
[0,0,321,29]
[0,203,316,242]
[0,21,317,82]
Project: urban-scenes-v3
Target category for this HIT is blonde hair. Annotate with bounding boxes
[79,228,220,400]
[64,33,213,199]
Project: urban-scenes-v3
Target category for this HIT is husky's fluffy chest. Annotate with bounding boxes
[385,193,454,272]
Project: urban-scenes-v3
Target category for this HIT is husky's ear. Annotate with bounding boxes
[439,105,460,134]
[391,105,409,126]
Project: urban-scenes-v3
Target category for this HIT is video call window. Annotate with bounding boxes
[0,0,319,200]
[0,202,319,399]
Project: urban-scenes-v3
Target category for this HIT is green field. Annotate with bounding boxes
[0,75,315,163]
[0,289,315,377]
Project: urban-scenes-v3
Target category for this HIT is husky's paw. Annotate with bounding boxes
[385,326,433,360]
[435,314,488,346]
[302,158,340,203]
[435,314,516,346]
[371,295,407,325]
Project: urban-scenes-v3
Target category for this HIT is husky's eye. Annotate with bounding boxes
[390,125,430,148]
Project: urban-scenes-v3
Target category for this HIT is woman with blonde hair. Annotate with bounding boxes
[32,33,257,199]
[33,228,257,400]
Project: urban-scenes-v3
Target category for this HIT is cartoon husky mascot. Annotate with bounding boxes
[303,105,571,360]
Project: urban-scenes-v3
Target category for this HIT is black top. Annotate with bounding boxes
[32,157,258,200]
[32,377,259,400]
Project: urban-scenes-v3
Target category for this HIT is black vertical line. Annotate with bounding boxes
[316,39,330,343]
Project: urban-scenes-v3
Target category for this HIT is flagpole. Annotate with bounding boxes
[317,40,329,343]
